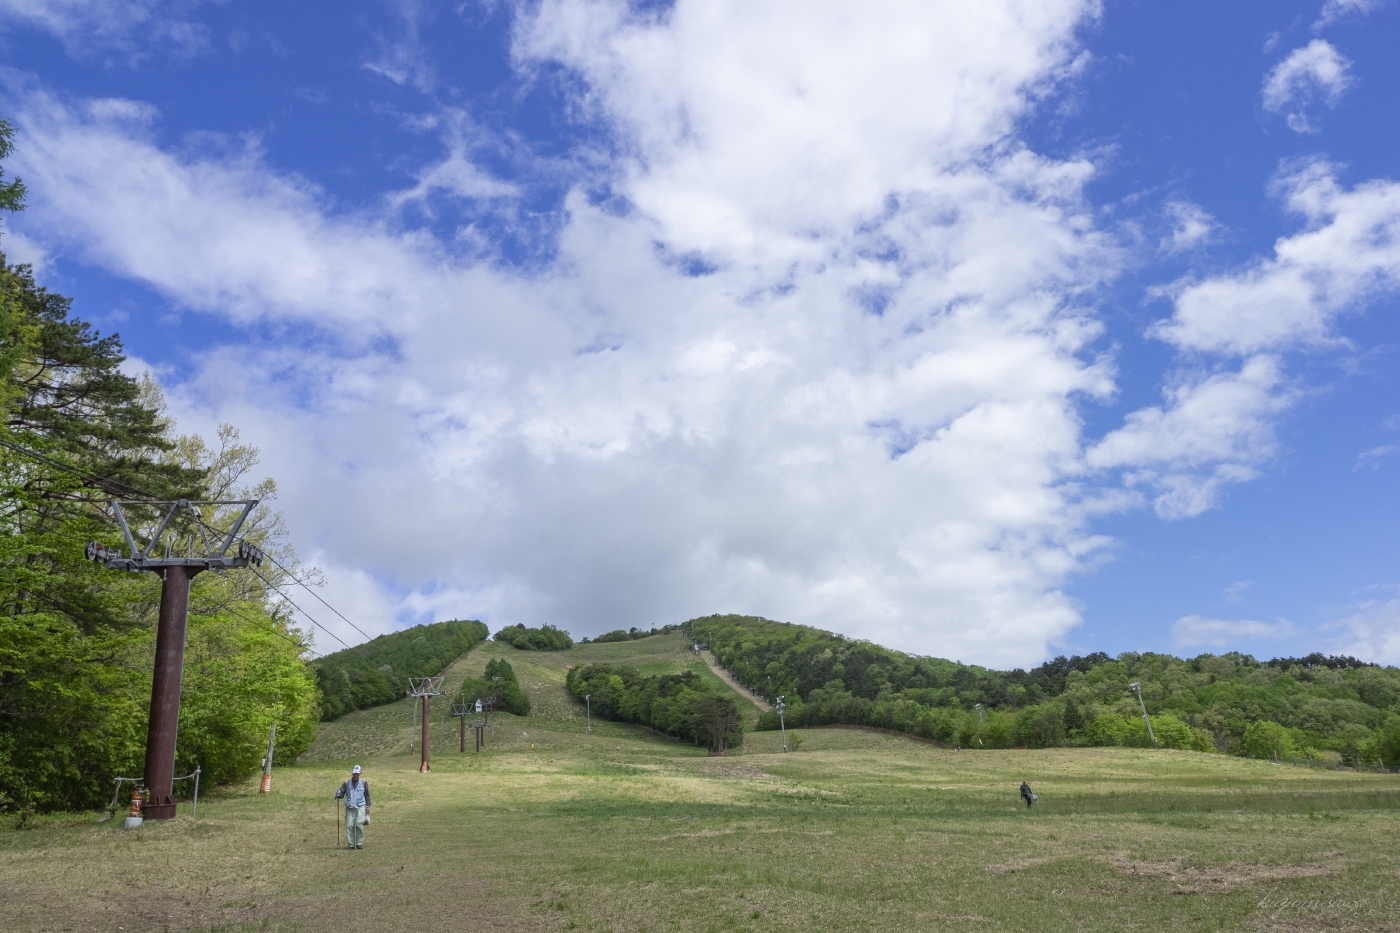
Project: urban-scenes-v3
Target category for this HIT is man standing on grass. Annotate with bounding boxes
[336,765,372,848]
[1020,780,1034,809]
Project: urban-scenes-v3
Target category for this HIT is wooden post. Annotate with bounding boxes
[260,721,277,793]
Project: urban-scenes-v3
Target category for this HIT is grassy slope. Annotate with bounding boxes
[4,635,1399,933]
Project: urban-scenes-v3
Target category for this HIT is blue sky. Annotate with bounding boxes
[1,0,1397,667]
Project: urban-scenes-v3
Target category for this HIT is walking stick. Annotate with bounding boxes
[336,799,342,848]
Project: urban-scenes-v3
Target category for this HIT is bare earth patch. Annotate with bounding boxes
[705,763,776,780]
[1107,852,1344,893]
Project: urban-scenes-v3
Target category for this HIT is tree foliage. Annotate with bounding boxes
[313,619,489,720]
[457,657,530,717]
[699,615,1400,762]
[565,663,742,749]
[494,623,573,651]
[0,129,320,814]
[579,625,674,644]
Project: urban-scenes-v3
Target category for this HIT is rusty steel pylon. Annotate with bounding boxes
[451,699,471,752]
[407,676,445,771]
[86,499,263,821]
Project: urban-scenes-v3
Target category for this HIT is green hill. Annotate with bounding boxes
[312,619,488,720]
[688,614,1400,766]
[21,629,1400,933]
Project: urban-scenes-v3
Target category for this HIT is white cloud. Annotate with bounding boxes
[0,224,50,273]
[1171,614,1292,650]
[1355,445,1396,470]
[1154,161,1400,356]
[8,1,1126,667]
[1262,40,1354,133]
[1087,356,1290,517]
[363,0,437,92]
[1328,597,1400,665]
[0,0,210,59]
[1160,200,1216,252]
[1315,0,1386,28]
[1091,163,1400,519]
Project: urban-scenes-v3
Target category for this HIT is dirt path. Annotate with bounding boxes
[699,649,774,713]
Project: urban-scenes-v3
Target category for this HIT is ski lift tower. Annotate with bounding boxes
[451,699,471,752]
[407,676,445,772]
[85,498,264,821]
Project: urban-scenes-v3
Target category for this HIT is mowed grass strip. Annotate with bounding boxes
[4,639,1398,933]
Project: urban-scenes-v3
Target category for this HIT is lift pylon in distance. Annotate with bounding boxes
[86,498,264,821]
[407,676,446,772]
[451,699,472,752]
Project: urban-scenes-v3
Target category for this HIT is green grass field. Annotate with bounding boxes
[4,634,1398,933]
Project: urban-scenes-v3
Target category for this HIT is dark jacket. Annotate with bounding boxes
[1020,782,1033,799]
[336,778,371,808]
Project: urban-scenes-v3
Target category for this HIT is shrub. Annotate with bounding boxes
[1242,720,1294,760]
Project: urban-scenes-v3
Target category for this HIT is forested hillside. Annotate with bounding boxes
[0,121,318,815]
[690,615,1400,766]
[456,657,530,716]
[313,619,489,719]
[566,663,742,751]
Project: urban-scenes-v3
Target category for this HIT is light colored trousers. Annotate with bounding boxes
[345,806,365,847]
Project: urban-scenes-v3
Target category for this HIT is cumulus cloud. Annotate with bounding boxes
[1160,200,1216,253]
[9,0,1129,667]
[0,0,210,59]
[1088,356,1291,517]
[22,0,1397,666]
[1262,40,1354,133]
[0,224,50,273]
[1171,614,1293,650]
[1089,159,1400,517]
[1155,160,1400,356]
[1314,0,1386,27]
[1328,597,1400,665]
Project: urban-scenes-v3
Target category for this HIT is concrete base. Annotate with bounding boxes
[123,816,143,829]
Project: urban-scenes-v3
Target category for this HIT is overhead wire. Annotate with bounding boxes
[247,566,355,652]
[261,551,378,645]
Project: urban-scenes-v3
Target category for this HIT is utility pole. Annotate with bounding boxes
[407,676,445,772]
[1129,682,1158,749]
[259,721,277,793]
[776,696,788,752]
[86,499,263,822]
[474,698,486,751]
[585,694,591,733]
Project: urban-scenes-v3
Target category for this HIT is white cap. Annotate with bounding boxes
[351,765,362,773]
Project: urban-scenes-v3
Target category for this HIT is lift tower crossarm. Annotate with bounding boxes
[92,500,264,571]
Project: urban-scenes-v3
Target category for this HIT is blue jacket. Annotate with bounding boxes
[336,778,371,808]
